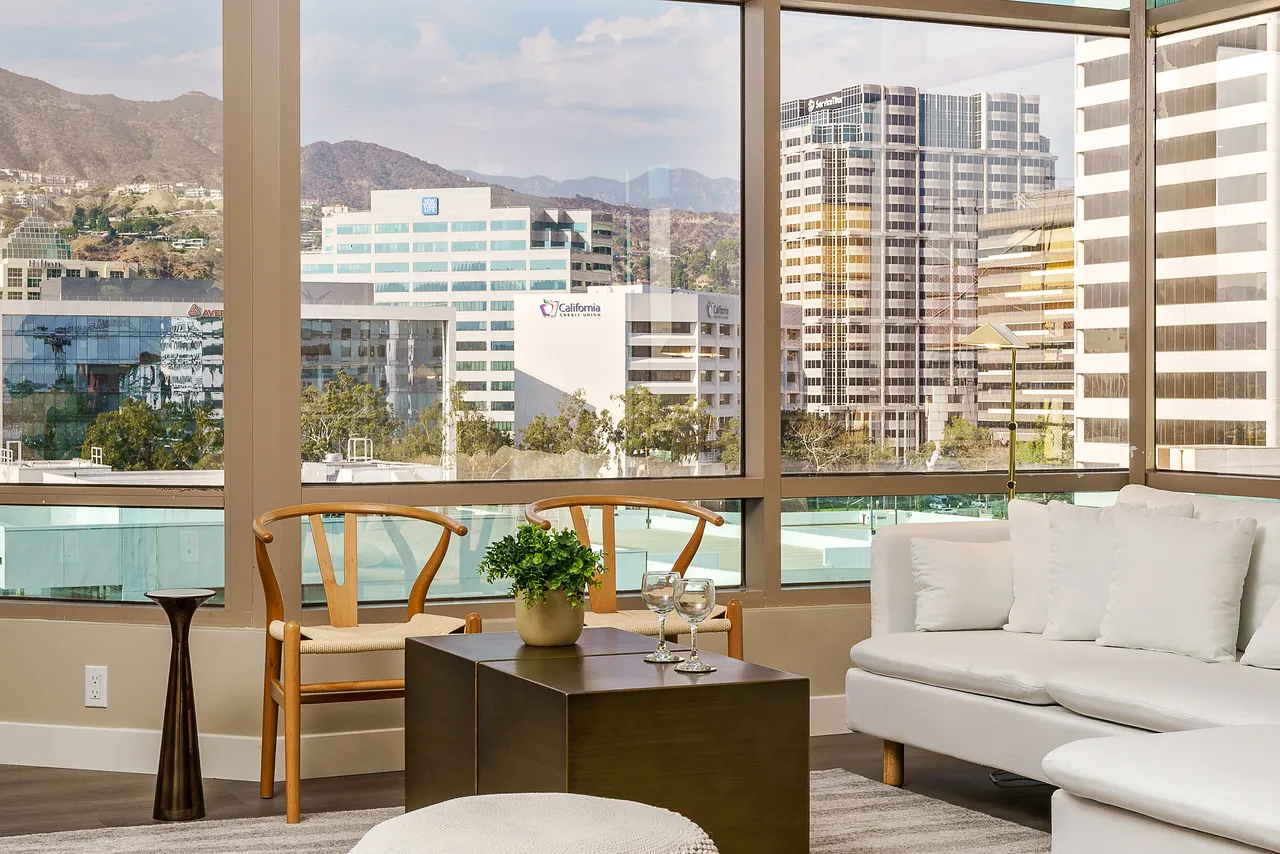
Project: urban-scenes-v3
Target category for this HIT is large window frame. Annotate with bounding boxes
[0,0,1267,629]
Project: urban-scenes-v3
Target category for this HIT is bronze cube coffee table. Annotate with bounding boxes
[405,628,809,854]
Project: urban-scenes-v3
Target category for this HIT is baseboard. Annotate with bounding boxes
[810,694,848,736]
[1,695,847,781]
[0,721,403,783]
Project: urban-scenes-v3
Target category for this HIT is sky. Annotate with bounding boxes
[0,0,1107,186]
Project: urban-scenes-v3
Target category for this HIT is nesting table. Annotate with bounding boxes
[405,628,810,854]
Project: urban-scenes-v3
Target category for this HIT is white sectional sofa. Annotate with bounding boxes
[844,484,1280,793]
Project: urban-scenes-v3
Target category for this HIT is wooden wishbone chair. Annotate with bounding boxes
[524,496,743,659]
[253,502,481,824]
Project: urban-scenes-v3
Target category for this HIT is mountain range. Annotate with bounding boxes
[455,168,740,214]
[0,68,222,186]
[0,65,739,215]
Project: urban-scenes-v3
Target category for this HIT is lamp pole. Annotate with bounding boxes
[1007,347,1017,501]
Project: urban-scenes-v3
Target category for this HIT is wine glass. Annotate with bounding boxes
[641,571,684,663]
[673,577,717,673]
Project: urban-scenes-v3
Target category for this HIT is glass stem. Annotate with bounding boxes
[689,623,699,662]
[657,613,668,652]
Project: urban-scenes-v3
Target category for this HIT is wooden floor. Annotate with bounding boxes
[0,732,1051,837]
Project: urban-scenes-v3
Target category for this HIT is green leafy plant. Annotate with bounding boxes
[479,524,604,608]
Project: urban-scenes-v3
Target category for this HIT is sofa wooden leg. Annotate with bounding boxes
[465,612,483,634]
[883,740,905,787]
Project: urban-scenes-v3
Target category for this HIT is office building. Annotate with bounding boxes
[975,188,1075,458]
[0,211,136,299]
[0,280,451,468]
[781,84,1058,455]
[513,285,801,442]
[1073,18,1278,470]
[300,186,612,432]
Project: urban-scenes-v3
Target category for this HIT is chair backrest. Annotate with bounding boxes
[252,503,468,627]
[524,496,724,614]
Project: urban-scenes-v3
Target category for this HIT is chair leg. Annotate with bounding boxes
[283,621,302,824]
[726,598,744,660]
[465,612,483,634]
[884,740,905,787]
[260,634,281,799]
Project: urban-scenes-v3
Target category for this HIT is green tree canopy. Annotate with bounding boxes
[519,390,610,455]
[300,371,399,462]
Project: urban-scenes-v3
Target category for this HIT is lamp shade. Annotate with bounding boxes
[959,322,1029,350]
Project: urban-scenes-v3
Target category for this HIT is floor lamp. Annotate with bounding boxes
[960,322,1029,500]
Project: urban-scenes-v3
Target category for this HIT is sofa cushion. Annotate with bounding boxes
[910,538,1014,631]
[1046,655,1280,731]
[1120,484,1280,650]
[1042,726,1280,854]
[850,630,1165,705]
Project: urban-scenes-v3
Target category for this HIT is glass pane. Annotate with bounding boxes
[0,506,224,602]
[300,0,742,483]
[781,492,1116,585]
[780,14,1128,474]
[1153,17,1273,475]
[300,500,741,605]
[0,4,224,484]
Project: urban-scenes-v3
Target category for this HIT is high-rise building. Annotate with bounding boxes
[300,187,613,433]
[976,188,1075,461]
[0,211,136,299]
[781,85,1058,455]
[1073,19,1276,471]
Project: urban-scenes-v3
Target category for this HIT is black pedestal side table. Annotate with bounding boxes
[146,587,216,821]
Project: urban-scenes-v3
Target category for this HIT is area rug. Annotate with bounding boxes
[0,769,1048,854]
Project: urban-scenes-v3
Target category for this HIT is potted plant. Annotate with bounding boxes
[479,524,604,646]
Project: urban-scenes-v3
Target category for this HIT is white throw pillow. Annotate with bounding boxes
[1043,500,1194,641]
[1099,504,1256,663]
[910,537,1014,632]
[1241,597,1280,668]
[1004,499,1051,633]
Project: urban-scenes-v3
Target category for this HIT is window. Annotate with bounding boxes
[375,262,410,273]
[413,281,448,292]
[780,13,1120,472]
[456,361,486,372]
[1154,21,1275,475]
[337,223,371,235]
[413,261,448,273]
[337,243,370,254]
[302,0,740,482]
[337,262,372,274]
[302,263,334,274]
[781,494,1115,585]
[490,361,516,372]
[456,341,487,351]
[374,282,409,293]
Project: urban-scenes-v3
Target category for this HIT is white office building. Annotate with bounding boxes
[300,187,612,432]
[0,211,135,299]
[1073,20,1277,470]
[512,286,802,443]
[781,84,1057,456]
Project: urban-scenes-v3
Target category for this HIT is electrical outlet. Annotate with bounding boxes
[179,530,199,564]
[85,665,107,708]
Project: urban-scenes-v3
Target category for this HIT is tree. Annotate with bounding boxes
[662,396,712,462]
[449,384,512,457]
[299,371,399,461]
[611,386,666,457]
[519,390,610,455]
[82,399,168,470]
[162,400,223,469]
[71,206,86,232]
[387,399,445,461]
[782,412,892,472]
[23,392,94,461]
[717,417,741,473]
[937,415,993,464]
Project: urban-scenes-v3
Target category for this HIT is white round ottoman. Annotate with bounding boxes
[350,793,719,854]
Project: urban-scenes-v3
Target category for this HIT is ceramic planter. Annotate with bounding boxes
[514,588,585,646]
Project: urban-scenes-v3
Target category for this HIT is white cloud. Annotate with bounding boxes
[300,4,741,181]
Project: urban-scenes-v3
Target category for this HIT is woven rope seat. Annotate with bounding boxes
[350,793,719,854]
